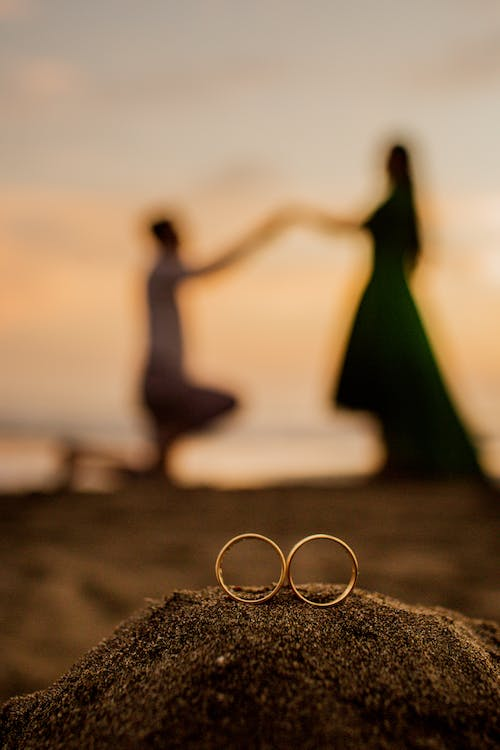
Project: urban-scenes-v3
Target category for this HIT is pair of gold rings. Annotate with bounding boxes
[215,533,358,607]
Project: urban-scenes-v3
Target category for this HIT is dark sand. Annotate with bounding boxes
[0,476,498,711]
[1,585,499,749]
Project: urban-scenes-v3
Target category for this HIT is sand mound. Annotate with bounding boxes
[1,586,498,749]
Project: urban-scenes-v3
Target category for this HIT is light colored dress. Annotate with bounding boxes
[143,251,236,435]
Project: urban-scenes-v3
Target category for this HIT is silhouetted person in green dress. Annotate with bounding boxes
[307,144,481,478]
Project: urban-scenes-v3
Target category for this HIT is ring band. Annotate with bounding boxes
[286,534,358,607]
[215,533,287,604]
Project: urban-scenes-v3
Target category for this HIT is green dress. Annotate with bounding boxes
[334,184,481,476]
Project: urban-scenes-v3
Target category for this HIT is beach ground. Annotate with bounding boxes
[1,476,498,703]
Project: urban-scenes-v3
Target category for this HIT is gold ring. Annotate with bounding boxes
[215,533,287,604]
[286,534,358,607]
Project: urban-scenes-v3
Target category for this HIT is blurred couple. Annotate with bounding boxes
[141,143,482,481]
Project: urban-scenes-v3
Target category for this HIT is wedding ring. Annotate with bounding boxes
[215,533,287,604]
[286,534,358,607]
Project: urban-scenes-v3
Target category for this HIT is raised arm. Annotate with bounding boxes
[182,203,362,279]
[282,205,359,234]
[187,210,291,278]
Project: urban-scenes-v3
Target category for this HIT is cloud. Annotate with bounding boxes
[0,58,88,113]
[0,0,33,20]
[413,30,500,92]
[13,58,86,100]
[1,51,285,118]
[85,54,287,110]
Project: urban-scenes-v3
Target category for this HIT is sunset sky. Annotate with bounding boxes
[1,1,500,484]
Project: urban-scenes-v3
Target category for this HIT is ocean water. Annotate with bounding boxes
[3,403,500,494]
[0,409,384,493]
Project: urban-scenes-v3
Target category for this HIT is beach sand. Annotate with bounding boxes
[1,585,498,749]
[0,476,498,709]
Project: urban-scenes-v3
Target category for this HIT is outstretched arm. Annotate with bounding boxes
[187,210,291,278]
[282,205,359,233]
